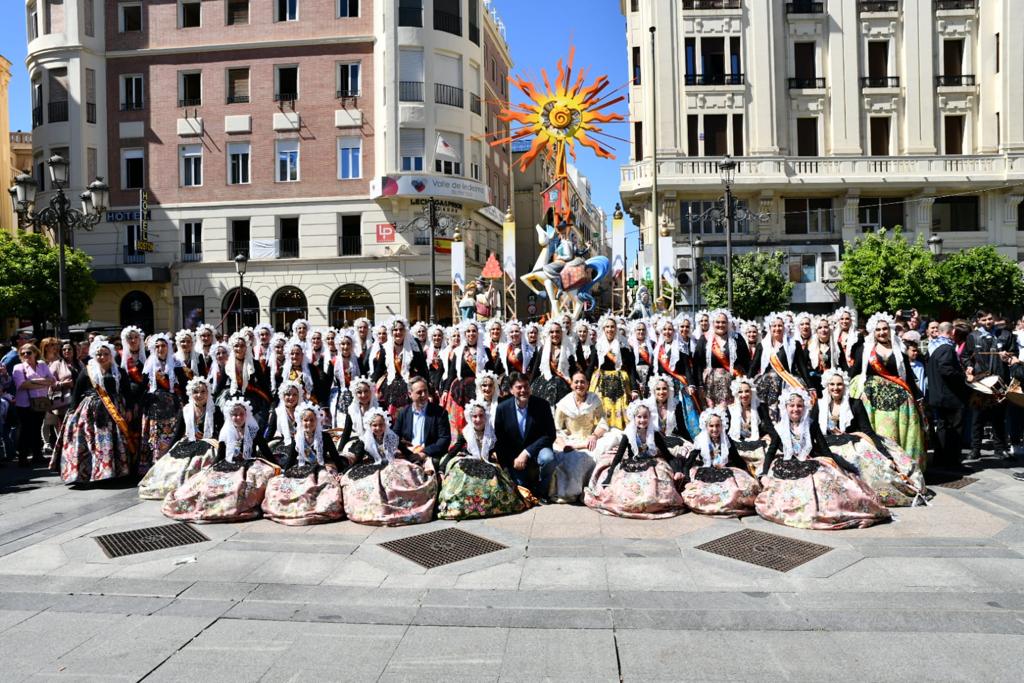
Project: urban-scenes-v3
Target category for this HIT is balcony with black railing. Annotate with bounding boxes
[227,240,249,259]
[86,102,96,123]
[859,0,898,11]
[399,81,424,102]
[682,0,741,9]
[48,101,68,123]
[684,73,745,86]
[181,244,202,263]
[274,93,298,104]
[434,10,461,36]
[435,83,464,108]
[123,245,146,265]
[936,0,975,9]
[470,93,481,115]
[337,89,360,99]
[789,77,826,89]
[32,106,42,128]
[120,101,145,112]
[178,98,202,108]
[226,95,249,104]
[786,1,824,13]
[936,75,975,86]
[398,6,422,27]
[861,76,900,88]
[278,239,299,259]
[339,235,362,257]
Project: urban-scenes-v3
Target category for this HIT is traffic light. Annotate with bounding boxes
[675,267,691,286]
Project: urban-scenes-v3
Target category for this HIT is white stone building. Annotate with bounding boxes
[619,0,1024,314]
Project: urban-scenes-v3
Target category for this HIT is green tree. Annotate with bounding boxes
[937,245,1024,317]
[837,227,940,316]
[700,250,794,320]
[0,230,97,335]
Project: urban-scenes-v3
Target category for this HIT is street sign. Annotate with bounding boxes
[626,278,638,288]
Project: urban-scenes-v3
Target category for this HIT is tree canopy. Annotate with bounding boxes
[936,245,1024,317]
[837,227,940,316]
[700,250,794,320]
[0,230,97,335]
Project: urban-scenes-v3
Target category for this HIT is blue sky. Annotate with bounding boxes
[2,1,630,224]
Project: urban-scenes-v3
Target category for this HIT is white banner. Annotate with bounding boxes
[612,212,625,277]
[658,233,675,287]
[502,213,516,280]
[451,241,466,298]
[251,239,277,259]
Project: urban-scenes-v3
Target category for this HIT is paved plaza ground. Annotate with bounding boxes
[0,456,1022,682]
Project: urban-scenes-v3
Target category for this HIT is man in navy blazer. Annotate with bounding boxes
[926,322,970,470]
[392,376,451,468]
[493,372,557,497]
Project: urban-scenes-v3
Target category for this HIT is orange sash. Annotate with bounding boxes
[710,336,742,377]
[92,376,136,457]
[769,352,815,405]
[658,350,689,386]
[507,347,523,373]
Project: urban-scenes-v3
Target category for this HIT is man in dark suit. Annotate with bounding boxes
[493,372,557,497]
[392,376,451,469]
[927,322,971,470]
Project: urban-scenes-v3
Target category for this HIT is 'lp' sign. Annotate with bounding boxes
[376,223,396,243]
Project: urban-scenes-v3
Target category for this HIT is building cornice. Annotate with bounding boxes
[104,35,375,60]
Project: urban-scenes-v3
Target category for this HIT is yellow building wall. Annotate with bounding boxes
[0,55,12,234]
[89,283,176,333]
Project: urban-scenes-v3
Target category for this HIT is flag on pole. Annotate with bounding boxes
[435,133,461,162]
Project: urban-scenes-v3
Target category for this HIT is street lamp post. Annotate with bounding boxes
[691,237,704,313]
[9,155,109,337]
[234,253,248,332]
[398,198,469,325]
[719,155,737,311]
[927,235,944,258]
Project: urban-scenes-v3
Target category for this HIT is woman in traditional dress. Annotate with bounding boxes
[331,331,363,426]
[817,368,927,507]
[848,312,927,468]
[138,334,181,473]
[307,328,334,406]
[529,320,575,408]
[551,371,613,503]
[755,387,890,530]
[584,402,686,519]
[252,323,274,363]
[750,312,813,423]
[262,401,345,525]
[208,342,231,404]
[265,379,306,465]
[681,408,761,517]
[474,370,501,423]
[806,315,835,397]
[222,332,273,425]
[174,329,207,382]
[279,341,316,404]
[573,320,597,378]
[831,306,862,375]
[647,375,695,450]
[339,408,437,525]
[627,319,655,399]
[162,398,279,523]
[694,309,749,408]
[591,315,635,429]
[726,377,775,477]
[374,317,426,416]
[60,340,134,484]
[740,319,760,362]
[481,319,505,375]
[444,321,484,433]
[338,375,378,449]
[437,400,527,519]
[265,333,288,396]
[119,326,148,456]
[138,376,221,500]
[425,324,448,399]
[653,319,702,439]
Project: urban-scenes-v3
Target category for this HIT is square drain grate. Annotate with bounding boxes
[94,523,210,559]
[696,529,832,573]
[379,527,507,569]
[932,476,978,490]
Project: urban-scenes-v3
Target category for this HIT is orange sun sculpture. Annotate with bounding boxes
[491,46,625,220]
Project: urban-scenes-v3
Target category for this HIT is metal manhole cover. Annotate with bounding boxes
[94,523,210,559]
[695,529,832,573]
[379,528,507,569]
[932,476,977,490]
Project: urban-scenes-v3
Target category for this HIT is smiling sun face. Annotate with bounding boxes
[492,46,624,175]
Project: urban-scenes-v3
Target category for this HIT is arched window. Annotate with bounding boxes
[221,287,259,334]
[120,291,154,333]
[270,286,308,332]
[329,284,374,327]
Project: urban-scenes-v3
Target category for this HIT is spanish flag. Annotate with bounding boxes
[434,238,452,255]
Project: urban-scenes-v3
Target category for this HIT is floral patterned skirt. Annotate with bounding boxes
[138,438,217,500]
[705,368,734,407]
[590,370,631,430]
[437,457,527,520]
[60,395,132,485]
[139,392,180,474]
[849,375,927,469]
[531,375,572,409]
[340,458,437,526]
[755,458,891,530]
[262,465,345,526]
[682,466,761,517]
[826,433,927,508]
[734,439,769,478]
[584,453,686,520]
[162,458,281,523]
